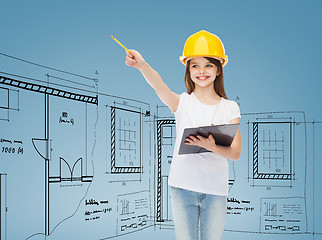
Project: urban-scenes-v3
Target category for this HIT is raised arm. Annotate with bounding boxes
[125,50,179,113]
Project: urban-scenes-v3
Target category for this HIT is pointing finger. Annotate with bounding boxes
[126,50,133,58]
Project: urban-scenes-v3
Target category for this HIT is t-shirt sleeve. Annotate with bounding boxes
[173,92,188,116]
[230,101,241,121]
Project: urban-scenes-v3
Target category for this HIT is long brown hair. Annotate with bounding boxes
[184,57,228,99]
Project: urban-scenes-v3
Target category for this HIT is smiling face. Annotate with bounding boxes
[184,57,227,99]
[189,57,220,90]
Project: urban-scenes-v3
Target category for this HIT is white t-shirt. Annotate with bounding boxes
[168,92,241,196]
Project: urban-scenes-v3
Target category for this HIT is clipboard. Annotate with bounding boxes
[178,123,240,155]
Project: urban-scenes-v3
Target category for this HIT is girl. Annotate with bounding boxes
[125,30,241,240]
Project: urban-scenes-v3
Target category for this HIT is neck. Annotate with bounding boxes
[193,85,221,104]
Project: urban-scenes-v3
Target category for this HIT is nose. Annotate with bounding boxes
[199,67,205,74]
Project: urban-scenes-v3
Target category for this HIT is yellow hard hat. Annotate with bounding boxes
[180,30,228,67]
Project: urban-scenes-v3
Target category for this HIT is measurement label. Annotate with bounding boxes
[1,138,24,155]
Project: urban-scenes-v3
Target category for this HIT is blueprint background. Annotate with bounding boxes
[1,1,321,239]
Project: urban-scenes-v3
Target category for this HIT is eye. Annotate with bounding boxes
[206,64,213,67]
[191,64,198,68]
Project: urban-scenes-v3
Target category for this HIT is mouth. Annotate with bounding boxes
[196,76,210,80]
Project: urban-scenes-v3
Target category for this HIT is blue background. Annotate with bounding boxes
[1,0,321,240]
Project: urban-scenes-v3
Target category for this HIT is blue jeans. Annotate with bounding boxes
[170,186,227,240]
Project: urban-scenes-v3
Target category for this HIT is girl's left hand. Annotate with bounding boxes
[185,134,217,152]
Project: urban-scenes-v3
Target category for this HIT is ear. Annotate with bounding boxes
[216,68,221,76]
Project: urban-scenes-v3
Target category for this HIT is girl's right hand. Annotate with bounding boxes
[125,50,145,70]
